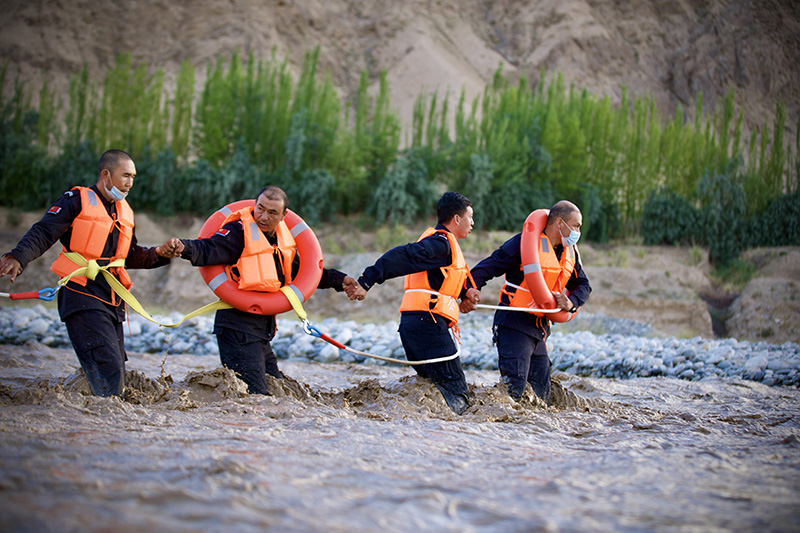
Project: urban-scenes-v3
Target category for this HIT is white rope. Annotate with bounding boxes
[475,303,561,313]
[341,342,461,365]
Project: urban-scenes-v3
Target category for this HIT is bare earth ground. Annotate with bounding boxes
[1,208,799,344]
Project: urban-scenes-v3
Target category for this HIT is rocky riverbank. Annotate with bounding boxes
[3,304,798,388]
[2,208,799,344]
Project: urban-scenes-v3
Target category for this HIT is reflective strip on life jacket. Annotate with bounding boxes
[504,214,576,312]
[399,228,468,325]
[222,207,297,292]
[50,186,134,289]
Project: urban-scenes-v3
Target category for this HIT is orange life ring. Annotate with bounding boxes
[197,200,323,315]
[520,209,575,323]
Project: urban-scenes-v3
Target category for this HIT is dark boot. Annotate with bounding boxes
[435,381,470,415]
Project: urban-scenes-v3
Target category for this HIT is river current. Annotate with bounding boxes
[1,342,798,532]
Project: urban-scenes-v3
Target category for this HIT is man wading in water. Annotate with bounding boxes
[0,150,178,397]
[461,200,592,404]
[158,186,363,395]
[353,192,479,414]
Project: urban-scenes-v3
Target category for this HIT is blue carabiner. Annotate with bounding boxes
[302,320,322,338]
[38,287,58,301]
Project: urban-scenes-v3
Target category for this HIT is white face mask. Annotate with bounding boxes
[559,219,581,247]
[103,171,128,201]
[105,183,128,201]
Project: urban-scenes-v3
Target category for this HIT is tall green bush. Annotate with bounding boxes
[370,147,438,225]
[696,162,747,266]
[641,188,699,245]
[1,47,797,249]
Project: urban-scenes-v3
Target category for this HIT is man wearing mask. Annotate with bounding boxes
[0,149,177,397]
[461,200,592,404]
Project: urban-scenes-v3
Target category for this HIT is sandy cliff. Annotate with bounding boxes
[1,0,797,136]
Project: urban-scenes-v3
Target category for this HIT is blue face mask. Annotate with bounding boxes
[105,183,128,202]
[559,219,581,247]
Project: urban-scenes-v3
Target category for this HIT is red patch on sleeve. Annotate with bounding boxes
[47,206,62,215]
[215,229,230,237]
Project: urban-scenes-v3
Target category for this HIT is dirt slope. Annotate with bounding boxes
[0,0,797,137]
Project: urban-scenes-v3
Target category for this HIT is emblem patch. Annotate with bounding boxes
[47,206,62,215]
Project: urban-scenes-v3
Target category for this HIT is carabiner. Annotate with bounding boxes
[302,319,322,338]
[38,287,58,301]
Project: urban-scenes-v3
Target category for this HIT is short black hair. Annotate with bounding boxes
[437,192,472,224]
[98,149,133,176]
[547,200,580,225]
[256,185,289,211]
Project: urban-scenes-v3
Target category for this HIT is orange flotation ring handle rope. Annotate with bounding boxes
[521,209,575,324]
[197,200,323,315]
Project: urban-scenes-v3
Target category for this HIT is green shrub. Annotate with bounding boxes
[370,147,438,225]
[641,188,699,245]
[462,152,493,228]
[0,111,50,210]
[182,159,223,216]
[38,140,98,204]
[133,147,178,214]
[287,168,336,225]
[481,180,554,231]
[752,189,800,246]
[218,145,263,206]
[585,199,622,243]
[696,164,746,267]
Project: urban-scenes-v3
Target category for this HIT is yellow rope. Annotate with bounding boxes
[279,285,307,321]
[58,252,232,327]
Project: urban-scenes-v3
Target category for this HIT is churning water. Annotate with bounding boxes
[1,343,798,532]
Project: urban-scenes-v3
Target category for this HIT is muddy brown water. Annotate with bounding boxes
[1,342,798,532]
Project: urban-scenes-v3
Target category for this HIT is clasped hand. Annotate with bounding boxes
[459,287,481,313]
[343,276,367,301]
[156,238,185,258]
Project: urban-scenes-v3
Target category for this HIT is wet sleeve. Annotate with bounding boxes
[7,191,81,270]
[287,249,345,290]
[356,235,452,291]
[566,252,592,308]
[178,221,245,267]
[319,268,346,291]
[124,230,171,269]
[468,234,523,290]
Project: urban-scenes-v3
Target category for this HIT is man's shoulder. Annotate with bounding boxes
[43,188,83,216]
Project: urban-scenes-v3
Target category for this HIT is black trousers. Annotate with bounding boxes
[398,314,468,398]
[494,324,551,403]
[215,327,281,395]
[64,310,127,397]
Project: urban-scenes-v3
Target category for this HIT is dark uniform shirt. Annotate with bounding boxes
[468,233,592,340]
[179,219,346,340]
[356,224,467,322]
[7,185,169,322]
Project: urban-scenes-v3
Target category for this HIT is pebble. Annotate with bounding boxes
[1,304,798,387]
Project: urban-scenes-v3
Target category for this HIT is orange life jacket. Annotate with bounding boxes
[50,186,134,289]
[502,234,577,309]
[222,207,296,292]
[399,228,469,325]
